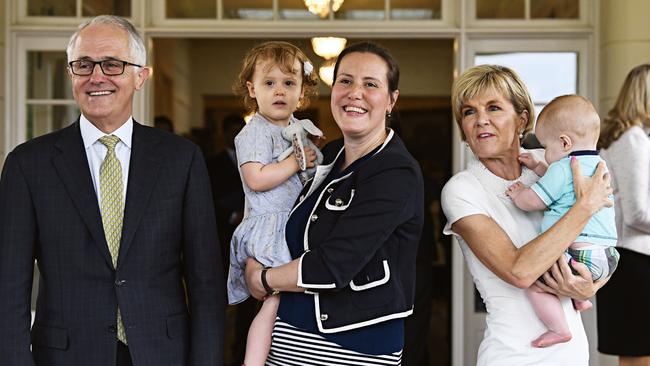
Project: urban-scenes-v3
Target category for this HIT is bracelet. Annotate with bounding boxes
[261,267,279,296]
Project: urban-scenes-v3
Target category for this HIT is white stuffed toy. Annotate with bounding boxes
[278,118,324,183]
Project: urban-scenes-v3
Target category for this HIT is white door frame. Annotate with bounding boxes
[6,33,70,151]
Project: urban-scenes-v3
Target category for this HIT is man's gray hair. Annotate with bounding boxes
[66,15,146,66]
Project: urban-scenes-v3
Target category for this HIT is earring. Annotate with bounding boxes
[386,111,392,119]
[519,131,524,139]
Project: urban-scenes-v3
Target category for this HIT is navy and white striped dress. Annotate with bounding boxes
[267,320,402,366]
[268,148,403,366]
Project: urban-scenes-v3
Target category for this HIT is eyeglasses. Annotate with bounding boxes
[68,59,142,76]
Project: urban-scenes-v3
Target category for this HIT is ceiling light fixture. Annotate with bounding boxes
[303,0,344,18]
[311,37,347,60]
[318,59,337,87]
[310,37,347,86]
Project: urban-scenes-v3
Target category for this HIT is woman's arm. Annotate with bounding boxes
[452,206,592,288]
[245,258,302,300]
[534,258,609,300]
[451,159,612,289]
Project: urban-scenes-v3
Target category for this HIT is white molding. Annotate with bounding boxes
[25,100,77,105]
[451,4,466,364]
[13,0,141,26]
[144,27,461,40]
[467,0,592,28]
[464,36,590,98]
[150,0,457,28]
[10,34,70,151]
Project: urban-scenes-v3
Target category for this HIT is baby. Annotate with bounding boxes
[506,95,619,347]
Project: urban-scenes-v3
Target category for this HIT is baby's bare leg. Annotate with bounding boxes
[527,284,572,347]
[243,295,280,366]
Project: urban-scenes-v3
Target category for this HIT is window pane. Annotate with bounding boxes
[335,0,384,20]
[83,0,131,17]
[391,0,441,20]
[26,105,78,140]
[474,52,578,115]
[279,0,321,20]
[27,51,72,100]
[28,0,75,16]
[531,0,579,19]
[167,0,216,19]
[223,0,273,20]
[476,0,524,19]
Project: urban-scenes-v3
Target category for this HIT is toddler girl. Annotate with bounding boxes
[228,41,319,366]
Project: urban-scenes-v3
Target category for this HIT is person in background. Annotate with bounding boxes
[206,114,251,366]
[598,63,650,366]
[208,114,247,277]
[154,115,174,133]
[0,15,224,366]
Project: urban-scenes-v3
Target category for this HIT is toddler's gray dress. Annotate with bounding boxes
[227,113,303,304]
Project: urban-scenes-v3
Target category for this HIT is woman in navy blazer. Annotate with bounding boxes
[245,42,424,365]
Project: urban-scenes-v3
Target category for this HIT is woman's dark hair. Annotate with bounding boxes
[333,41,400,96]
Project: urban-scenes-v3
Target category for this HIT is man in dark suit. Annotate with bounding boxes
[0,15,224,366]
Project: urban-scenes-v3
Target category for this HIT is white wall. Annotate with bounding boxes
[600,0,650,115]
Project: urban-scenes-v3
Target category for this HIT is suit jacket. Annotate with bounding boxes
[294,130,424,333]
[0,120,225,366]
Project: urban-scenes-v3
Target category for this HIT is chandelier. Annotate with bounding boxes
[303,0,345,18]
[311,37,347,86]
[311,37,347,60]
[318,59,337,87]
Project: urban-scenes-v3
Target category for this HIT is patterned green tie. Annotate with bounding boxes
[99,135,127,344]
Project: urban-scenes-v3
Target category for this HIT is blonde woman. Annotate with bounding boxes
[441,64,612,365]
[598,64,650,366]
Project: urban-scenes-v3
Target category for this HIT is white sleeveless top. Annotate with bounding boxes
[441,150,589,366]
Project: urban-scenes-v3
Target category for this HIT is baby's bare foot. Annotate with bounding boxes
[532,331,572,348]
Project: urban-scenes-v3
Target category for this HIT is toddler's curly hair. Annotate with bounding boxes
[233,41,319,113]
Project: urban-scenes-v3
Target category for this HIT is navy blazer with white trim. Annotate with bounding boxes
[293,130,424,333]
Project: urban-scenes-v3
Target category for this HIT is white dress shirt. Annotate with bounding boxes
[79,115,132,207]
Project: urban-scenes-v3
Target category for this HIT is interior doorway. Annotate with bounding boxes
[151,37,455,366]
